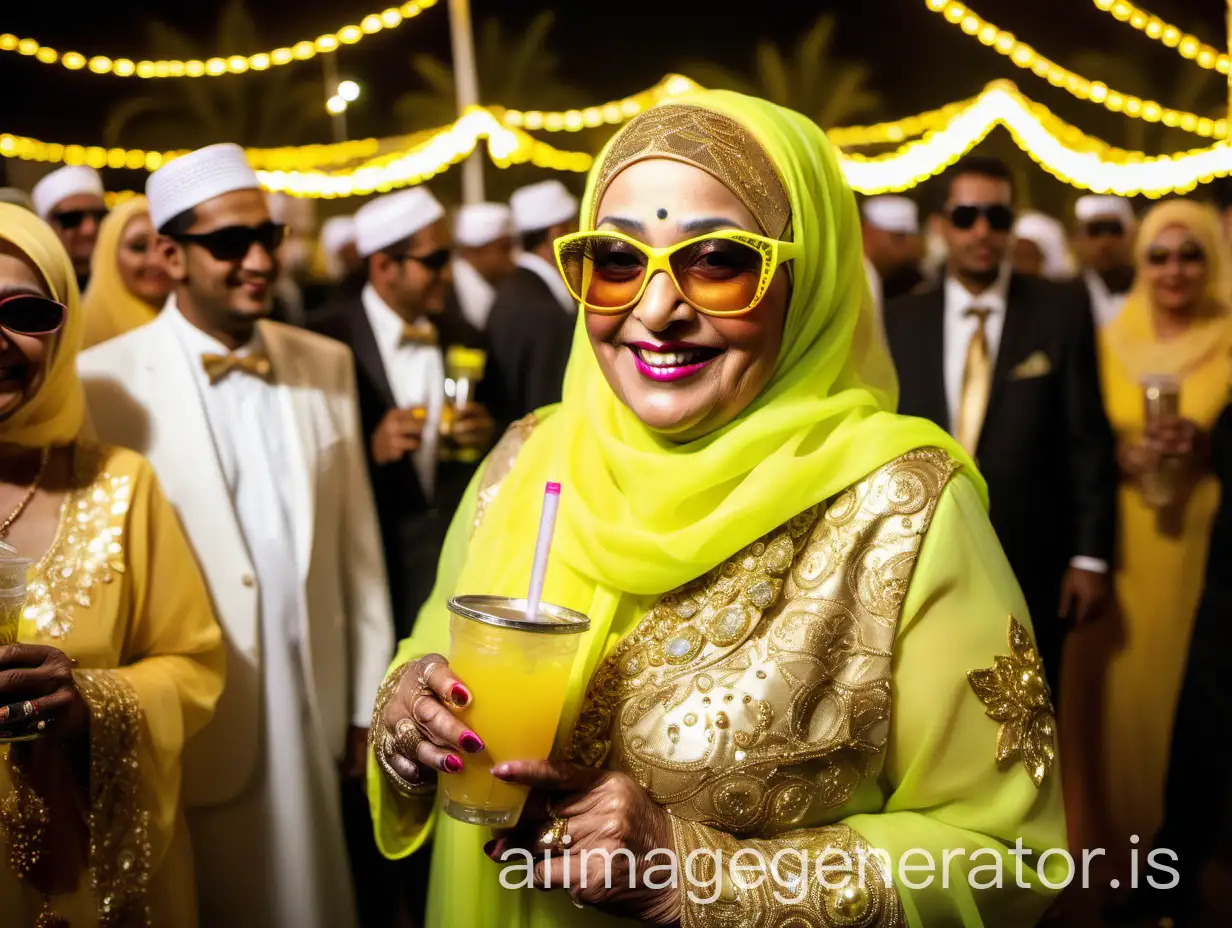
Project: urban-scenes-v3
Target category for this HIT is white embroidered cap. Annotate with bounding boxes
[32,166,105,219]
[455,202,514,247]
[1074,195,1135,226]
[509,180,577,233]
[354,187,445,257]
[146,143,261,231]
[862,196,919,234]
[1013,211,1078,280]
[319,215,356,257]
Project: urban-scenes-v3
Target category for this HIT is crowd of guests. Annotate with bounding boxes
[0,112,1226,928]
[867,157,1232,926]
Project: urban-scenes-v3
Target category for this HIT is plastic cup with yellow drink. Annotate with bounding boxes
[442,482,588,827]
[0,540,30,647]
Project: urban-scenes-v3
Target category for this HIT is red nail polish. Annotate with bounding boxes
[442,754,463,773]
[459,730,484,753]
[451,683,471,707]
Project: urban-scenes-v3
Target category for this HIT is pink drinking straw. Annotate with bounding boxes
[525,482,561,622]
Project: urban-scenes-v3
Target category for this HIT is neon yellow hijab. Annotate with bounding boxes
[1106,197,1232,381]
[0,203,84,447]
[454,89,982,722]
[81,195,161,349]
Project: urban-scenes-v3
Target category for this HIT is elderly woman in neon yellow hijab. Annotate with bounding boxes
[0,204,224,925]
[369,91,1067,927]
[80,195,171,348]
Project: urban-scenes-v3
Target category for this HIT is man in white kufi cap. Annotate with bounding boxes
[1073,194,1136,327]
[312,186,495,640]
[445,202,515,332]
[485,179,579,422]
[1012,211,1078,282]
[861,195,924,332]
[319,214,360,283]
[79,142,392,928]
[31,164,107,289]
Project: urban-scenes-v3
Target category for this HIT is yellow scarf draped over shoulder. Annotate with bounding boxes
[1106,197,1232,381]
[453,89,983,727]
[81,195,159,349]
[0,202,84,447]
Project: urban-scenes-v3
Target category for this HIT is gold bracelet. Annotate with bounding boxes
[370,662,436,797]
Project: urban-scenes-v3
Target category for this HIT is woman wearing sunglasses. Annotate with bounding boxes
[1066,199,1232,871]
[369,90,1065,927]
[81,195,173,349]
[0,204,224,925]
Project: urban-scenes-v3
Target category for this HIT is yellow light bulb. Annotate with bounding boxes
[293,41,316,59]
[382,9,403,27]
[326,96,347,116]
[136,60,155,78]
[1162,26,1180,47]
[995,31,1015,53]
[1089,82,1108,103]
[961,14,980,34]
[205,58,227,75]
[0,36,17,52]
[1145,18,1163,39]
[228,55,249,72]
[1179,37,1199,59]
[271,48,293,65]
[315,35,339,53]
[361,14,383,33]
[249,53,271,70]
[1111,1,1129,19]
[35,47,57,64]
[88,57,112,74]
[17,39,39,57]
[1198,50,1216,69]
[62,52,86,70]
[339,26,363,44]
[113,58,136,76]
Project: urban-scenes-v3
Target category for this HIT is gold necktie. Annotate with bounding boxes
[401,320,438,347]
[201,352,274,386]
[955,306,992,454]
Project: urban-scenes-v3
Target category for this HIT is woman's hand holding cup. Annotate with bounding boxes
[380,653,485,788]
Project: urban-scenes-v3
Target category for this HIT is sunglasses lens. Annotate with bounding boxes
[671,237,765,314]
[1146,248,1168,266]
[1180,245,1206,264]
[986,206,1015,232]
[1088,220,1124,238]
[422,249,450,272]
[559,234,648,311]
[0,296,65,335]
[950,206,978,230]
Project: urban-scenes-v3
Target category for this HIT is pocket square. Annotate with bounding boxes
[1009,351,1052,380]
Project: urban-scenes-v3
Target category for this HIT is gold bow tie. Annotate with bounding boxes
[201,352,274,385]
[401,320,438,347]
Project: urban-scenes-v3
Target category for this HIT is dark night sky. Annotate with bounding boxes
[0,0,1227,207]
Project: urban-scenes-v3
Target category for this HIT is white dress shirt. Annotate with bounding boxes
[452,256,497,330]
[942,273,1107,575]
[361,283,445,499]
[517,250,576,313]
[1084,269,1129,329]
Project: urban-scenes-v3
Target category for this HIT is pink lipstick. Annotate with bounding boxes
[627,341,720,383]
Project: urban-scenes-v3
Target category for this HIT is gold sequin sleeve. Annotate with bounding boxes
[671,817,904,927]
[98,449,225,872]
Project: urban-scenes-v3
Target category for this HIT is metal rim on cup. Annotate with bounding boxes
[447,595,590,634]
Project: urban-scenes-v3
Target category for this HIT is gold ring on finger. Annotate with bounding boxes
[416,658,444,691]
[540,814,570,852]
[393,717,424,757]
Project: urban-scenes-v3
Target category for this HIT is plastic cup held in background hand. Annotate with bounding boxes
[0,540,30,647]
[443,595,589,826]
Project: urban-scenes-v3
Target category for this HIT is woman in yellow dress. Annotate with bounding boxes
[1086,199,1232,855]
[369,90,1068,926]
[0,203,225,925]
[80,195,171,349]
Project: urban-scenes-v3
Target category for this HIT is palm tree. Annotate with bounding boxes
[393,12,590,132]
[102,0,329,151]
[678,14,881,129]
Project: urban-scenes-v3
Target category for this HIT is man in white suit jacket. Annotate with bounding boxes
[78,144,393,928]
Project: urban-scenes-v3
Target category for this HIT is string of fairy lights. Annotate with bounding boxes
[1091,0,1231,74]
[0,1,438,78]
[7,1,1232,198]
[923,0,1228,140]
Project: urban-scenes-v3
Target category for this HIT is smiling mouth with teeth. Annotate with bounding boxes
[627,343,721,383]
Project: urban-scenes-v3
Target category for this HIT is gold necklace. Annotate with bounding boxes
[0,447,50,538]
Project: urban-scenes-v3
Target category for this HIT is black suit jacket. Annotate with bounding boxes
[885,275,1117,645]
[311,298,479,638]
[485,267,574,428]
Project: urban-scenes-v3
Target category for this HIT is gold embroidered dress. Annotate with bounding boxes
[0,204,224,927]
[0,445,224,926]
[369,91,1067,927]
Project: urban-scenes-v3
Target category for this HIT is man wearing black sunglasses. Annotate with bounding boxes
[79,143,392,928]
[885,154,1117,698]
[31,164,108,291]
[1073,195,1136,328]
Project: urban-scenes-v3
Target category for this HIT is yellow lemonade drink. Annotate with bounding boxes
[443,595,589,827]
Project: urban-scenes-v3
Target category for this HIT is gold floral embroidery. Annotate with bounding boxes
[78,668,152,928]
[672,817,905,927]
[967,616,1057,788]
[472,413,539,534]
[25,444,130,640]
[566,448,960,837]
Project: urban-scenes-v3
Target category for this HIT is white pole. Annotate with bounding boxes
[448,0,485,203]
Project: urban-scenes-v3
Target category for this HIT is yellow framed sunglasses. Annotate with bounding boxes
[554,228,801,317]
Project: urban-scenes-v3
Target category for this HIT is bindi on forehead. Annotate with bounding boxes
[656,208,668,220]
